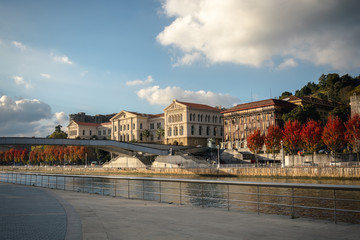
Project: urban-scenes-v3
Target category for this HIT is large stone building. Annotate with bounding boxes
[69,112,116,124]
[110,110,164,143]
[350,93,360,117]
[67,121,112,139]
[221,99,296,149]
[282,95,339,122]
[164,100,223,146]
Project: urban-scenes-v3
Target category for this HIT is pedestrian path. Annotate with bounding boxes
[1,182,360,240]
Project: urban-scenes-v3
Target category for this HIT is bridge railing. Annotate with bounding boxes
[1,172,359,224]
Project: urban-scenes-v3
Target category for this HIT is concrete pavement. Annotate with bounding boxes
[1,182,360,240]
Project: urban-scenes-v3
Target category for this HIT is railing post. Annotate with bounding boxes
[15,173,17,184]
[179,182,182,205]
[82,178,85,193]
[333,189,337,224]
[72,177,75,192]
[143,180,145,200]
[114,180,117,197]
[227,184,230,211]
[291,188,295,219]
[128,179,130,199]
[47,175,49,188]
[257,186,260,215]
[41,175,43,187]
[56,176,58,189]
[159,181,162,203]
[202,183,204,208]
[102,179,104,196]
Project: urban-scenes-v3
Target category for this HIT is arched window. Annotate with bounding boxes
[215,116,218,123]
[212,115,215,123]
[199,126,202,135]
[168,127,172,136]
[180,126,184,135]
[206,126,210,136]
[201,115,203,122]
[174,127,178,136]
[191,126,194,135]
[198,114,200,122]
[190,114,192,121]
[214,127,217,136]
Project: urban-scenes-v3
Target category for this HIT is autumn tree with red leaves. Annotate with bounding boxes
[345,114,360,163]
[264,125,283,160]
[322,115,345,160]
[301,119,323,164]
[247,130,265,166]
[282,120,302,166]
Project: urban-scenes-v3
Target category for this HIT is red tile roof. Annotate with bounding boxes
[222,99,295,113]
[127,111,164,118]
[177,100,221,111]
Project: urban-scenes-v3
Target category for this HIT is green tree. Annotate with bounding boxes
[331,105,351,123]
[142,129,150,141]
[279,91,292,99]
[49,125,67,139]
[156,127,164,140]
[282,104,320,124]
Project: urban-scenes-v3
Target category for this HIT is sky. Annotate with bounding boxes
[1,0,360,137]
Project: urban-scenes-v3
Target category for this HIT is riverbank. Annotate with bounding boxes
[1,165,360,180]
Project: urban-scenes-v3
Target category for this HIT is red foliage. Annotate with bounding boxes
[264,125,283,155]
[282,120,302,153]
[301,119,323,153]
[322,115,345,154]
[345,114,360,152]
[247,130,265,154]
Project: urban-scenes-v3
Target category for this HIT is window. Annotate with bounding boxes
[168,127,172,136]
[180,126,184,135]
[103,130,106,135]
[98,131,101,135]
[150,123,154,129]
[198,114,200,122]
[140,123,143,130]
[140,133,143,141]
[89,130,92,136]
[206,126,209,136]
[127,124,129,130]
[133,124,135,129]
[82,130,85,135]
[199,126,202,135]
[174,127,178,136]
[157,122,161,128]
[191,126,194,135]
[190,114,192,121]
[108,129,111,134]
[214,127,217,136]
[151,134,154,141]
[120,125,122,131]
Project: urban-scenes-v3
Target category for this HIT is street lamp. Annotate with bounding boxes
[217,145,220,169]
[280,140,285,167]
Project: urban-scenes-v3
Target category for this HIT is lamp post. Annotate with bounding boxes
[217,145,220,169]
[280,140,285,167]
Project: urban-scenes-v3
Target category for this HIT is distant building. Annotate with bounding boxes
[110,110,165,143]
[67,121,111,139]
[221,99,296,149]
[69,112,116,124]
[350,93,360,117]
[163,100,223,147]
[282,95,339,122]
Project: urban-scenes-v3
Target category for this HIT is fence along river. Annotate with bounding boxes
[1,172,360,224]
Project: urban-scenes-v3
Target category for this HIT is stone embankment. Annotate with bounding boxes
[1,165,359,179]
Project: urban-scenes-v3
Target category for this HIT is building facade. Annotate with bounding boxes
[221,99,296,149]
[69,112,116,124]
[67,121,111,139]
[350,93,360,117]
[110,110,165,143]
[164,100,223,147]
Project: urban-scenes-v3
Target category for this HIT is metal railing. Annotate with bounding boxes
[1,172,359,224]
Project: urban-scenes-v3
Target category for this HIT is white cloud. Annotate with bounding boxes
[276,58,298,70]
[137,85,239,107]
[13,76,31,89]
[126,75,154,86]
[0,95,68,137]
[157,0,360,70]
[53,55,73,64]
[12,41,26,49]
[40,73,51,79]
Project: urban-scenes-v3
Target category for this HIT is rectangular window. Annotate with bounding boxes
[108,129,111,134]
[98,131,101,135]
[140,123,143,129]
[157,122,161,128]
[103,130,106,135]
[150,123,154,129]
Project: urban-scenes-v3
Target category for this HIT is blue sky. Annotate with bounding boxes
[1,0,359,137]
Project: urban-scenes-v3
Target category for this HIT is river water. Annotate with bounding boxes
[1,172,359,224]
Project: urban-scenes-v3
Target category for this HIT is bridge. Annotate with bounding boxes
[0,137,191,156]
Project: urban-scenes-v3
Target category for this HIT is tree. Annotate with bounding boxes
[282,120,302,166]
[156,127,164,141]
[246,130,265,166]
[142,129,150,141]
[322,115,345,161]
[331,105,351,123]
[301,119,323,164]
[279,91,292,99]
[49,125,67,139]
[282,104,320,124]
[264,125,283,160]
[345,114,360,163]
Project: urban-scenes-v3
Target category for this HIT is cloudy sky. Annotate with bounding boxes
[1,0,359,137]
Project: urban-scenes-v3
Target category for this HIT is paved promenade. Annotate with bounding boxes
[1,182,360,240]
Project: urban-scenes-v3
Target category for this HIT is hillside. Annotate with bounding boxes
[280,73,360,104]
